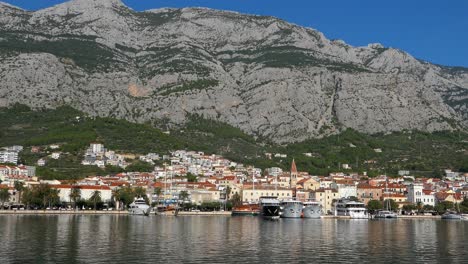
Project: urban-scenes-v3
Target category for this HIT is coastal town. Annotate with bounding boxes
[0,142,467,217]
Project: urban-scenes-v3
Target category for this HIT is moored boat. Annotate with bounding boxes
[259,196,280,220]
[374,199,398,219]
[129,197,152,216]
[335,199,368,219]
[375,210,398,219]
[303,200,322,219]
[441,211,461,220]
[280,200,303,218]
[231,204,260,216]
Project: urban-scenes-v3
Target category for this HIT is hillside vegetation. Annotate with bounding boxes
[0,105,467,179]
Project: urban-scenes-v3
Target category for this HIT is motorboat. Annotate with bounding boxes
[280,200,303,218]
[231,204,260,216]
[334,199,368,219]
[129,197,152,216]
[441,211,461,220]
[259,196,280,220]
[302,200,322,219]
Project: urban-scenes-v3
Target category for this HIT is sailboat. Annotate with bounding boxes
[375,177,398,219]
[375,199,398,219]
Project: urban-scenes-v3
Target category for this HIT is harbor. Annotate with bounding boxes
[0,209,454,219]
[0,214,466,263]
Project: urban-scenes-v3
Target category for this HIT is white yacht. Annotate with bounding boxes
[129,198,152,216]
[280,200,303,218]
[334,199,368,219]
[303,200,322,219]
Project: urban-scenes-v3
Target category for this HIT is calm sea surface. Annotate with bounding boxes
[0,215,467,263]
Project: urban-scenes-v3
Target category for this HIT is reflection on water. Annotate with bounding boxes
[0,216,466,263]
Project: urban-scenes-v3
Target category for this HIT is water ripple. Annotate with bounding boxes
[0,216,466,263]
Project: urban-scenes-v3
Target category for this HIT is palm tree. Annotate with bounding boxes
[134,187,146,198]
[154,187,162,204]
[0,188,10,210]
[14,181,25,205]
[90,190,102,210]
[112,189,121,210]
[69,187,81,210]
[416,201,423,213]
[225,186,232,200]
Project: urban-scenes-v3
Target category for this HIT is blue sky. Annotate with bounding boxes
[3,0,468,67]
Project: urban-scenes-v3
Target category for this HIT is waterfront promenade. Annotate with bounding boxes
[0,210,443,218]
[0,210,128,215]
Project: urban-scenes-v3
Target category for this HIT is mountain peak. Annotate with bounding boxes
[38,0,128,14]
[68,0,125,8]
[0,1,24,11]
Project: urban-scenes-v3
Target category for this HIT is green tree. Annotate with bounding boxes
[402,204,417,212]
[134,187,148,204]
[125,161,154,172]
[0,188,10,209]
[89,190,101,210]
[225,186,232,200]
[118,187,136,208]
[423,204,434,212]
[112,189,122,210]
[154,187,162,196]
[384,199,399,211]
[416,201,423,212]
[230,193,242,207]
[69,187,81,210]
[178,191,190,204]
[434,201,454,214]
[367,200,383,212]
[186,173,198,182]
[48,188,60,208]
[14,181,25,205]
[21,188,33,209]
[134,187,146,198]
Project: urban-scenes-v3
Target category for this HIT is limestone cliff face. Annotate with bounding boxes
[0,0,467,143]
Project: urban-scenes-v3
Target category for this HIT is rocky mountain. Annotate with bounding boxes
[0,0,467,143]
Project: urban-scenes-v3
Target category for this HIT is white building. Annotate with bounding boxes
[336,184,357,199]
[2,145,23,152]
[407,183,435,206]
[51,152,61,159]
[265,167,283,177]
[52,185,113,203]
[37,159,46,167]
[90,143,105,154]
[0,151,18,164]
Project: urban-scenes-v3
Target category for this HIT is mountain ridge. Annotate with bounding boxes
[0,0,467,143]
